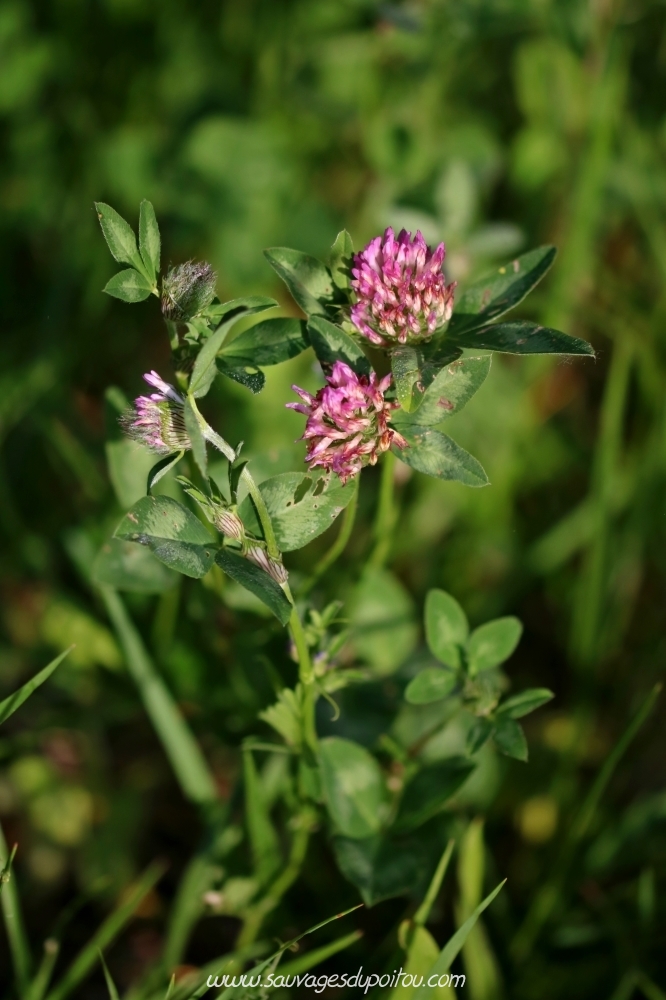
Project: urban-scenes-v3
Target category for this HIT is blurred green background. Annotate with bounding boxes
[2,0,666,997]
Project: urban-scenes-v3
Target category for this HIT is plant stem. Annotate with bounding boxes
[283,584,317,754]
[299,475,359,596]
[240,467,279,560]
[370,450,397,568]
[235,815,312,949]
[0,824,30,993]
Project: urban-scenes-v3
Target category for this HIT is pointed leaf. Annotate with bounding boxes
[330,230,354,290]
[466,617,522,675]
[189,299,276,398]
[493,716,528,761]
[95,202,143,269]
[466,717,494,756]
[264,247,335,316]
[103,268,153,303]
[204,294,278,324]
[308,316,371,375]
[147,451,184,493]
[215,548,292,625]
[396,426,489,487]
[0,649,71,727]
[425,590,468,670]
[114,496,216,579]
[217,361,266,394]
[98,953,120,1000]
[393,759,475,832]
[220,317,309,366]
[405,667,457,705]
[238,472,356,552]
[138,200,160,280]
[183,398,207,478]
[449,246,557,335]
[498,688,554,719]
[394,356,491,427]
[413,881,506,998]
[449,320,594,356]
[319,737,386,839]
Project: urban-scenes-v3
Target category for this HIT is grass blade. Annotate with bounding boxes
[99,951,121,1000]
[413,880,506,999]
[0,825,31,992]
[275,929,363,978]
[0,647,72,726]
[44,862,164,1000]
[100,587,219,810]
[26,938,60,1000]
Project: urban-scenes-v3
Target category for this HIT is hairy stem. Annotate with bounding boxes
[300,475,359,595]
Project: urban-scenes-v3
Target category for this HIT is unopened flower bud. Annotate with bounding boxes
[246,545,289,585]
[161,261,217,321]
[214,508,245,542]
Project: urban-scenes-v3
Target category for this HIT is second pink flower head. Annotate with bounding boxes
[287,361,407,485]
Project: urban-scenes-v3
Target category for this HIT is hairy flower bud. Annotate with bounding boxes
[351,227,456,347]
[246,545,289,585]
[121,371,190,454]
[287,361,407,485]
[161,261,217,321]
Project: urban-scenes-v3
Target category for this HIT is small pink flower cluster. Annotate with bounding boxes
[287,361,407,484]
[351,227,456,347]
[123,371,190,454]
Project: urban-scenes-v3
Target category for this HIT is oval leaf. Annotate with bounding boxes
[92,538,178,594]
[395,426,489,487]
[448,246,557,335]
[466,616,522,674]
[139,199,160,280]
[449,320,594,356]
[319,737,386,839]
[493,716,528,761]
[264,247,335,316]
[497,687,554,719]
[394,356,491,427]
[95,202,143,268]
[114,495,216,579]
[221,317,309,366]
[103,268,153,303]
[405,667,457,705]
[308,316,371,375]
[215,548,292,625]
[393,759,475,832]
[425,590,468,670]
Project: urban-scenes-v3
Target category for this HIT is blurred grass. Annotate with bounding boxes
[1,0,666,997]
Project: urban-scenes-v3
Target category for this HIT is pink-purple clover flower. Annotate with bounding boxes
[350,227,456,347]
[122,370,190,454]
[287,361,407,485]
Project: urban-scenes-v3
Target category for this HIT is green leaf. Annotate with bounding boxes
[215,548,292,625]
[183,398,207,478]
[466,717,494,756]
[0,648,71,727]
[204,295,278,324]
[393,356,491,427]
[307,316,371,375]
[95,202,143,269]
[114,496,216,579]
[220,317,309,366]
[99,952,120,1000]
[493,716,528,761]
[425,589,469,670]
[238,472,356,552]
[318,737,386,839]
[391,925,441,1000]
[106,436,157,510]
[189,299,276,398]
[412,880,506,999]
[466,616,522,675]
[351,568,418,675]
[138,200,160,281]
[92,538,178,594]
[497,687,554,719]
[147,451,185,493]
[264,247,335,316]
[405,667,457,705]
[243,749,281,886]
[103,268,153,303]
[448,246,557,335]
[392,346,422,411]
[396,426,489,487]
[333,829,440,907]
[393,759,475,832]
[259,687,303,748]
[216,361,266,394]
[330,229,354,290]
[449,319,594,356]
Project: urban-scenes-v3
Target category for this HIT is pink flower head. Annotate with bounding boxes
[350,228,456,347]
[287,361,407,484]
[122,371,190,454]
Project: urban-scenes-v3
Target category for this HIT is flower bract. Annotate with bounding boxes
[350,227,456,347]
